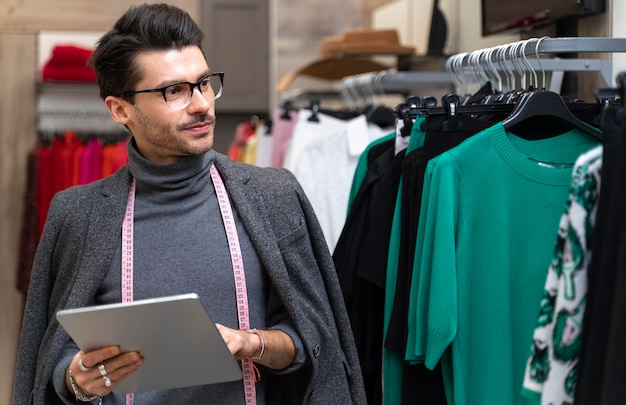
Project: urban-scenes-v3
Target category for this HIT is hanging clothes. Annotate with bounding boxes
[270,107,299,168]
[284,109,389,251]
[330,36,626,404]
[405,122,600,405]
[227,120,256,162]
[522,144,602,404]
[574,101,625,404]
[17,142,42,298]
[80,138,104,184]
[17,131,129,298]
[385,113,496,355]
[332,132,401,405]
[253,122,273,168]
[383,112,496,405]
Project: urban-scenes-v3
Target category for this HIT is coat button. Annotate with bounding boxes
[313,345,321,357]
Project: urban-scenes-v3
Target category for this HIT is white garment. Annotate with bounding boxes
[254,124,273,167]
[282,110,346,176]
[522,145,603,405]
[294,113,389,251]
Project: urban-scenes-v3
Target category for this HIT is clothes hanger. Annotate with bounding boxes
[501,38,602,140]
[361,72,396,128]
[307,98,320,122]
[280,100,295,120]
[395,96,426,137]
[501,89,602,140]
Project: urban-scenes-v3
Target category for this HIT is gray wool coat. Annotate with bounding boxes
[12,152,366,405]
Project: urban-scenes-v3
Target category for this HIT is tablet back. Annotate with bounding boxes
[56,293,242,394]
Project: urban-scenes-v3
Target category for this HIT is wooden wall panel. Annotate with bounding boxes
[201,0,269,112]
[0,31,36,405]
[579,6,612,100]
[361,0,395,26]
[0,0,199,32]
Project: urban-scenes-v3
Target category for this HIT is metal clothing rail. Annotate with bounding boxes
[368,37,626,96]
[279,75,454,110]
[377,71,455,92]
[521,37,626,86]
[447,37,626,93]
[529,37,626,54]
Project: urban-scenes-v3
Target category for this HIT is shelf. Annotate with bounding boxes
[37,81,100,95]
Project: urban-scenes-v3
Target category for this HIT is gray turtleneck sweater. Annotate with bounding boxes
[53,141,304,404]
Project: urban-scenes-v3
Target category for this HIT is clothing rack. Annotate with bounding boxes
[340,71,454,108]
[36,81,128,136]
[280,37,626,110]
[368,37,626,97]
[37,110,128,137]
[524,37,626,88]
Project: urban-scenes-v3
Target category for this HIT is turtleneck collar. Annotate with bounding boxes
[126,137,215,196]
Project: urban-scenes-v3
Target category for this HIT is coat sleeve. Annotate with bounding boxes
[237,164,366,404]
[13,169,130,405]
[12,190,67,404]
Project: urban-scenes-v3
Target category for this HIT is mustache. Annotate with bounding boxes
[181,114,215,128]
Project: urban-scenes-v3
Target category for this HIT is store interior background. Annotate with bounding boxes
[0,0,623,403]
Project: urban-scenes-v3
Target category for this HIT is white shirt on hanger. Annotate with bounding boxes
[292,112,390,251]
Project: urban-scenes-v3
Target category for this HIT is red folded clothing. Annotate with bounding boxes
[47,45,93,66]
[42,65,97,83]
[41,44,97,82]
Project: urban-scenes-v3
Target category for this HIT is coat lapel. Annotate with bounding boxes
[213,154,286,273]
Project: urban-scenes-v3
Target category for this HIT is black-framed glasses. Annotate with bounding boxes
[121,72,224,110]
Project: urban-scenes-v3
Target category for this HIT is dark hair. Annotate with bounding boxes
[88,3,204,100]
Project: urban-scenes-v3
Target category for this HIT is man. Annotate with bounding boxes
[12,3,365,404]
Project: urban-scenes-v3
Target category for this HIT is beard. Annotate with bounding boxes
[133,105,215,158]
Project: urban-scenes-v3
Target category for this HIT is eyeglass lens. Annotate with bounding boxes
[165,75,222,109]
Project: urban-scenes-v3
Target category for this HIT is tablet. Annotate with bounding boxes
[56,293,242,394]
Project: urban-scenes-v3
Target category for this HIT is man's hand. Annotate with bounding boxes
[66,346,144,397]
[215,324,296,370]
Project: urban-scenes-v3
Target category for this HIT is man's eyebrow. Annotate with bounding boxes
[154,71,212,88]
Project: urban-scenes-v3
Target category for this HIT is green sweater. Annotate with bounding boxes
[405,122,599,404]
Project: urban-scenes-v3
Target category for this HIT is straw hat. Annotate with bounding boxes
[277,28,416,92]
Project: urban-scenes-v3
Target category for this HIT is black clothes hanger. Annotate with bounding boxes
[364,104,397,128]
[395,96,427,137]
[501,90,602,140]
[462,81,493,105]
[441,94,462,132]
[395,102,414,138]
[307,99,320,123]
[280,100,295,120]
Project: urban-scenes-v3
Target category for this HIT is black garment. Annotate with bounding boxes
[335,139,393,303]
[601,124,626,403]
[574,104,623,404]
[333,138,403,405]
[385,114,494,356]
[385,114,494,404]
[17,142,41,300]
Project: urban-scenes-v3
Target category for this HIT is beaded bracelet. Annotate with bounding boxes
[247,328,265,360]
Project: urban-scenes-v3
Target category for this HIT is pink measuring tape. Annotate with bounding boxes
[121,165,258,404]
[121,178,135,405]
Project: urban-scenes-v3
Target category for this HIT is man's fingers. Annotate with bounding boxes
[78,346,122,368]
[71,350,144,396]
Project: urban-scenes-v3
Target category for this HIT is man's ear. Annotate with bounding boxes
[105,96,132,125]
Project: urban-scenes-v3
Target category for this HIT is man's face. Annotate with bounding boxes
[114,46,217,164]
